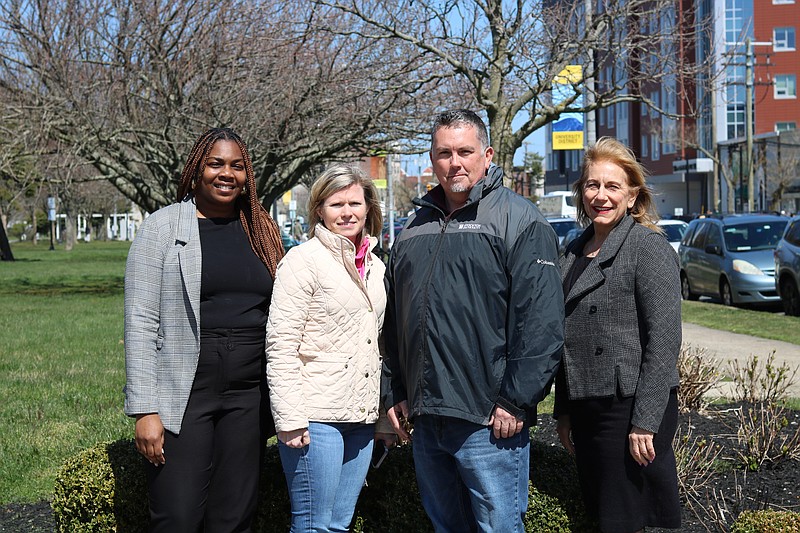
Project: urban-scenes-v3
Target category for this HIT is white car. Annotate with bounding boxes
[656,219,689,253]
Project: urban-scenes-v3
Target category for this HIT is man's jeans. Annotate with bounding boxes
[412,415,530,533]
[278,422,374,532]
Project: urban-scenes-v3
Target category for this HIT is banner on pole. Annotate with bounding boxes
[552,66,584,151]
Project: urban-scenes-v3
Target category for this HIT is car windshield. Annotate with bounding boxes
[660,224,686,242]
[549,220,576,237]
[723,221,788,251]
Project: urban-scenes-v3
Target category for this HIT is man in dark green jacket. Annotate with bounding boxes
[382,109,564,532]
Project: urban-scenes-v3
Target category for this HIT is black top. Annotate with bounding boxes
[562,254,592,297]
[198,217,273,330]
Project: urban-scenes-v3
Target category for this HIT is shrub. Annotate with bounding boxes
[54,438,586,532]
[678,345,721,413]
[734,401,800,471]
[731,509,800,532]
[728,352,799,405]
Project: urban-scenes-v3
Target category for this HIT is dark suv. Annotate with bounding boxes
[775,216,800,316]
[678,214,788,306]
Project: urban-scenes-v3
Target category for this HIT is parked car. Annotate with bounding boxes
[546,217,578,248]
[382,217,407,249]
[281,231,299,253]
[656,219,689,253]
[559,227,583,255]
[774,216,800,316]
[678,214,789,306]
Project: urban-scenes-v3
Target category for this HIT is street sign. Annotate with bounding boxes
[672,158,714,173]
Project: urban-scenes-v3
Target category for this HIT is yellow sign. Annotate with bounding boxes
[555,65,583,84]
[552,65,584,151]
[552,132,584,150]
[373,179,387,189]
[282,190,292,204]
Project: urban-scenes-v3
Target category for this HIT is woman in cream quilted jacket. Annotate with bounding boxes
[266,164,396,532]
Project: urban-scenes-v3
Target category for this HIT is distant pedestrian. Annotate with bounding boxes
[124,127,284,531]
[382,109,564,532]
[556,137,681,532]
[267,164,396,531]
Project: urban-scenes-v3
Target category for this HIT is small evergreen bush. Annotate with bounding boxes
[731,509,800,532]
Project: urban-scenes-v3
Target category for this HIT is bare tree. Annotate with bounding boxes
[0,0,441,215]
[314,0,714,179]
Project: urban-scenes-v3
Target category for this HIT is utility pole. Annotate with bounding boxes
[584,0,596,148]
[745,38,754,213]
[728,37,773,212]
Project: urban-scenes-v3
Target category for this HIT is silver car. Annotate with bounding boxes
[679,214,789,306]
[774,216,800,316]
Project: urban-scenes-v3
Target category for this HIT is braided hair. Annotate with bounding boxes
[177,127,284,277]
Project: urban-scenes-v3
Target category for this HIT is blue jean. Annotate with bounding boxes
[278,421,375,532]
[412,415,530,533]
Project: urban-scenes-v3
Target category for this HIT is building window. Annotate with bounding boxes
[651,136,660,161]
[641,135,649,157]
[774,27,796,51]
[775,75,797,98]
[650,91,660,118]
[608,104,615,128]
[599,106,605,126]
[776,122,797,131]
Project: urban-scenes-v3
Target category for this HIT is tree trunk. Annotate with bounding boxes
[0,216,14,261]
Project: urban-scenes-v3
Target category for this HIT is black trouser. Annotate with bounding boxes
[147,328,272,533]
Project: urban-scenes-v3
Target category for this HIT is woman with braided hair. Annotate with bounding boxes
[124,127,284,531]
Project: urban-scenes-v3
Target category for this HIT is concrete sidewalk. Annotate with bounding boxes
[681,322,800,396]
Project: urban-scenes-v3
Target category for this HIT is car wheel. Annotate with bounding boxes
[680,273,699,301]
[781,278,800,316]
[720,279,735,307]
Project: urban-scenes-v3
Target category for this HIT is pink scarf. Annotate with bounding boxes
[355,237,370,279]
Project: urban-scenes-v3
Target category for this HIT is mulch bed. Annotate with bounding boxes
[3,404,799,533]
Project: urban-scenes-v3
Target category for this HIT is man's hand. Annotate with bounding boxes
[279,428,311,449]
[135,413,165,466]
[488,405,523,439]
[387,401,412,443]
[628,426,655,466]
[556,415,574,455]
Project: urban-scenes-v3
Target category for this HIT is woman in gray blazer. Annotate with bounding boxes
[124,128,284,531]
[555,137,681,532]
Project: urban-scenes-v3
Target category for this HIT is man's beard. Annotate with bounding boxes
[449,179,469,193]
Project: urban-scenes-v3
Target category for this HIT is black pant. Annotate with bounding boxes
[147,328,272,533]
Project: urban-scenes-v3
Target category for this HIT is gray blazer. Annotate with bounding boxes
[124,198,202,434]
[556,215,681,433]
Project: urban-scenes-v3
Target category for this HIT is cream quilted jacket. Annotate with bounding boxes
[266,224,387,432]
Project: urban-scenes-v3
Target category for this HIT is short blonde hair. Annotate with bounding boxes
[572,137,660,231]
[307,164,382,239]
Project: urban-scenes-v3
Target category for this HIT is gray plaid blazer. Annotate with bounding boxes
[557,215,681,433]
[124,198,201,434]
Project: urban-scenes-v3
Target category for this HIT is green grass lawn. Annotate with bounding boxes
[0,240,798,505]
[0,241,132,503]
[682,300,800,345]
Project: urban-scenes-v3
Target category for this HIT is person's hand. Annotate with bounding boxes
[279,428,310,448]
[628,425,656,466]
[488,405,523,439]
[135,413,165,466]
[375,432,399,448]
[556,415,574,455]
[387,401,412,443]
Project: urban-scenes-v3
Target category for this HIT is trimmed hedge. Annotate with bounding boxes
[53,438,591,532]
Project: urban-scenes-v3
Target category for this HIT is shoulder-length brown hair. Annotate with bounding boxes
[176,127,284,276]
[307,164,382,239]
[572,136,661,231]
